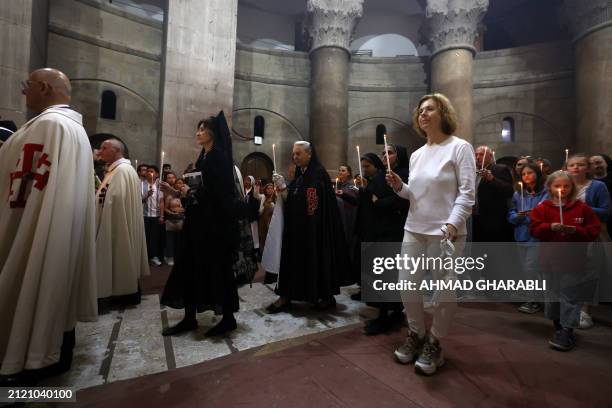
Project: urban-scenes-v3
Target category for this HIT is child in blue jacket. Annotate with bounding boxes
[508,163,548,313]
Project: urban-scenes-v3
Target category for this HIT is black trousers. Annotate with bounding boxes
[144,216,164,259]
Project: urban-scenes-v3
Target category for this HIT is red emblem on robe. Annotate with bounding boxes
[306,187,318,216]
[8,143,51,208]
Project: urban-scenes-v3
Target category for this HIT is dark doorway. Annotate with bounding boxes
[241,152,274,184]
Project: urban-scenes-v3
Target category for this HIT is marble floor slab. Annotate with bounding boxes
[53,284,373,391]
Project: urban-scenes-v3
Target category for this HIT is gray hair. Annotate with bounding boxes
[293,140,311,153]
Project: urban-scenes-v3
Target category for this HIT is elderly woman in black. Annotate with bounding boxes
[161,112,240,337]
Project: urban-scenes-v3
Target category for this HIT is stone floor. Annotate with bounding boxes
[73,302,612,408]
[41,266,375,390]
[38,266,612,407]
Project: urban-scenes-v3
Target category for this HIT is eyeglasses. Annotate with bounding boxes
[21,80,39,91]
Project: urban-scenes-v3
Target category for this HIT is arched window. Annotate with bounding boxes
[100,90,117,120]
[501,117,515,143]
[376,124,386,145]
[254,116,265,137]
[253,115,265,145]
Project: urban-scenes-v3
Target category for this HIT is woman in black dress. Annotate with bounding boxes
[161,111,240,337]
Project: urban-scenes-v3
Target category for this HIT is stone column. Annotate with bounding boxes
[424,0,488,142]
[0,0,49,125]
[562,0,612,154]
[305,0,363,172]
[160,0,238,170]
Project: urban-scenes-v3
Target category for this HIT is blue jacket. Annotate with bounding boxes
[508,187,549,242]
[584,180,611,222]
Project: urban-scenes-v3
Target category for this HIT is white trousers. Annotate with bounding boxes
[399,230,466,339]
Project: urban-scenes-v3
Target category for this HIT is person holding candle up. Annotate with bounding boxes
[334,165,359,266]
[266,141,350,313]
[473,145,514,243]
[161,112,241,337]
[530,170,601,351]
[508,163,548,314]
[566,153,611,329]
[386,93,476,375]
[356,149,410,335]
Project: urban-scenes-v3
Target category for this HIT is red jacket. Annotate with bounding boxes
[530,199,600,242]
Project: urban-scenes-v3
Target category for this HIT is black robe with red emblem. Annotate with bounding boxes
[276,151,350,302]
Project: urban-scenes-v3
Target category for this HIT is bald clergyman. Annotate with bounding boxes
[0,68,98,385]
[96,139,149,304]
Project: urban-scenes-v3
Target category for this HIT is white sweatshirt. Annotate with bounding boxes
[396,136,476,236]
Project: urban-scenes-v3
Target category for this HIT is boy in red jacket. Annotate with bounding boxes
[530,170,600,351]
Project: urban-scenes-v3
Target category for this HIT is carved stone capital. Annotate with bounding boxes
[561,0,612,42]
[423,0,489,57]
[305,0,364,55]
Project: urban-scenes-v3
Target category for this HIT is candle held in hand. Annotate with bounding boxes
[272,144,277,172]
[383,134,391,173]
[557,188,564,224]
[356,145,363,185]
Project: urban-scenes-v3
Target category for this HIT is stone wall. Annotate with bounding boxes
[0,0,49,125]
[233,40,576,173]
[46,0,162,164]
[232,44,310,174]
[473,41,575,168]
[348,55,428,172]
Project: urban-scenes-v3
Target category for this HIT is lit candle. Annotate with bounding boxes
[335,177,339,191]
[272,144,277,172]
[492,151,496,165]
[540,162,543,172]
[135,159,138,169]
[356,145,363,186]
[160,151,165,177]
[518,181,524,212]
[565,149,569,164]
[383,134,391,173]
[557,188,564,224]
[481,146,488,171]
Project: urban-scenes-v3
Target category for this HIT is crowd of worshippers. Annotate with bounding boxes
[1,67,611,386]
[121,161,277,276]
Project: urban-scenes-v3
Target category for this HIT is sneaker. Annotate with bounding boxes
[165,257,174,266]
[394,331,425,364]
[579,311,593,329]
[414,336,445,376]
[151,257,162,266]
[549,328,576,351]
[518,302,541,314]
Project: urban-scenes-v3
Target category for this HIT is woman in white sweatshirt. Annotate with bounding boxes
[386,93,476,376]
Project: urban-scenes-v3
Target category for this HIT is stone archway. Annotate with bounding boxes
[241,152,274,184]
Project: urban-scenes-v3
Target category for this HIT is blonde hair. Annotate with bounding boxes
[545,170,577,202]
[412,93,458,138]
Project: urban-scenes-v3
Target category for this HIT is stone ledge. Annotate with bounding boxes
[234,72,310,88]
[475,41,572,59]
[48,23,161,61]
[76,0,163,29]
[236,42,309,59]
[473,71,574,89]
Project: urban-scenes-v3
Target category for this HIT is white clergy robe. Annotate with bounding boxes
[261,194,284,275]
[95,158,149,298]
[0,106,97,375]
